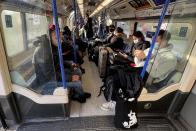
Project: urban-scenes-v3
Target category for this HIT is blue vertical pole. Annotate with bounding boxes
[72,0,78,63]
[140,0,170,78]
[52,0,67,88]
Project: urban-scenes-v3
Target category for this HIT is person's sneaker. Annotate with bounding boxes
[100,101,116,111]
[84,92,91,99]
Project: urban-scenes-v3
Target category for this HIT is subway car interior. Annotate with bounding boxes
[0,0,196,131]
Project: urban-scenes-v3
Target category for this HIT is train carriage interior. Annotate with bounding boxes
[0,0,196,131]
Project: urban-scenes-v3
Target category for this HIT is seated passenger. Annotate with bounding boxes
[119,31,150,61]
[61,26,85,73]
[134,30,177,92]
[49,24,91,103]
[100,30,177,110]
[104,27,125,50]
[104,25,116,44]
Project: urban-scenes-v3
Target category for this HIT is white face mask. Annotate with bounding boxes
[154,42,160,49]
[133,39,139,44]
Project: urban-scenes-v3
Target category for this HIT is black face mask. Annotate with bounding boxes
[109,29,115,32]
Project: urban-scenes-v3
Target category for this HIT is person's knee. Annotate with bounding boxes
[73,68,82,76]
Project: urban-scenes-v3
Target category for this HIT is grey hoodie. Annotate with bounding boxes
[135,44,177,83]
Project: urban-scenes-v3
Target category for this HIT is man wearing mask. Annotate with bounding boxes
[105,25,116,44]
[134,30,177,92]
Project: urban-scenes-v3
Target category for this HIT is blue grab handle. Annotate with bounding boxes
[140,0,171,78]
[52,0,67,88]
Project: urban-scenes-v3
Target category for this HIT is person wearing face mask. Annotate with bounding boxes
[119,31,150,62]
[100,30,177,111]
[105,25,116,44]
[134,30,177,92]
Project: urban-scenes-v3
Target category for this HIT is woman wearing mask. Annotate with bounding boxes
[119,31,150,62]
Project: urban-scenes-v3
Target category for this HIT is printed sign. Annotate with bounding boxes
[33,15,40,25]
[5,15,13,28]
[179,27,188,37]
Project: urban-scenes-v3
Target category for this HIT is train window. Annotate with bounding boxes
[137,22,168,42]
[145,20,195,93]
[116,21,131,36]
[1,10,57,95]
[1,10,24,57]
[25,13,48,48]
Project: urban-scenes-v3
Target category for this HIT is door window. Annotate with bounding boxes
[1,10,24,57]
[142,6,196,93]
[1,10,57,95]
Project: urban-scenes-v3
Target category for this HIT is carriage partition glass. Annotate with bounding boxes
[1,10,24,57]
[25,13,48,48]
[116,21,131,36]
[0,0,67,121]
[1,10,58,95]
[145,0,196,93]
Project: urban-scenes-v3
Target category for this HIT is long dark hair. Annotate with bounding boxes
[133,31,145,41]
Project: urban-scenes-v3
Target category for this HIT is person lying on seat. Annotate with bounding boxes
[49,24,91,103]
[100,30,177,111]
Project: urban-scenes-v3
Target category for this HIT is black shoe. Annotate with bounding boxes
[71,96,86,103]
[84,92,91,99]
[80,67,85,74]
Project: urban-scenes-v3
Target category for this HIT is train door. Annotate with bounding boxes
[134,1,196,114]
[0,1,69,125]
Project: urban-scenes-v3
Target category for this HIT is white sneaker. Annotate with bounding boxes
[100,101,116,111]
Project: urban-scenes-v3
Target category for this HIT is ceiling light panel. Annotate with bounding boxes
[90,0,114,17]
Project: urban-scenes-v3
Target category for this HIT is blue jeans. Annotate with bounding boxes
[41,68,85,97]
[64,68,84,97]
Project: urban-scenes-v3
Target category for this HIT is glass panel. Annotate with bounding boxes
[145,0,196,93]
[137,22,168,42]
[117,21,130,36]
[1,10,58,95]
[1,10,24,57]
[25,13,48,48]
[0,0,66,121]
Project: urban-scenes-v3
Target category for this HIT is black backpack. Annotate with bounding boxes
[98,76,115,102]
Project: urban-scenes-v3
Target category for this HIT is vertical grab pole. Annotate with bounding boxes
[52,0,67,88]
[140,0,170,78]
[72,0,78,63]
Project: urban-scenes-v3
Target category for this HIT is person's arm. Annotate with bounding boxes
[63,61,78,69]
[149,54,177,79]
[104,36,117,48]
[142,41,151,50]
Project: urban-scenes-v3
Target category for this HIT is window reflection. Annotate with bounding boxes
[1,10,57,95]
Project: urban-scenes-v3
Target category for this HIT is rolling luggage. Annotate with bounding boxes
[98,47,113,78]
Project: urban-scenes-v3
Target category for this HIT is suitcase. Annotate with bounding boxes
[98,47,113,78]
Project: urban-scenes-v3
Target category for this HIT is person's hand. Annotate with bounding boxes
[72,63,78,68]
[134,50,146,59]
[72,75,80,81]
[119,52,128,58]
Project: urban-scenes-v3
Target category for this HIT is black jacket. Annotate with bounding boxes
[105,35,124,50]
[130,41,150,56]
[113,67,144,99]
